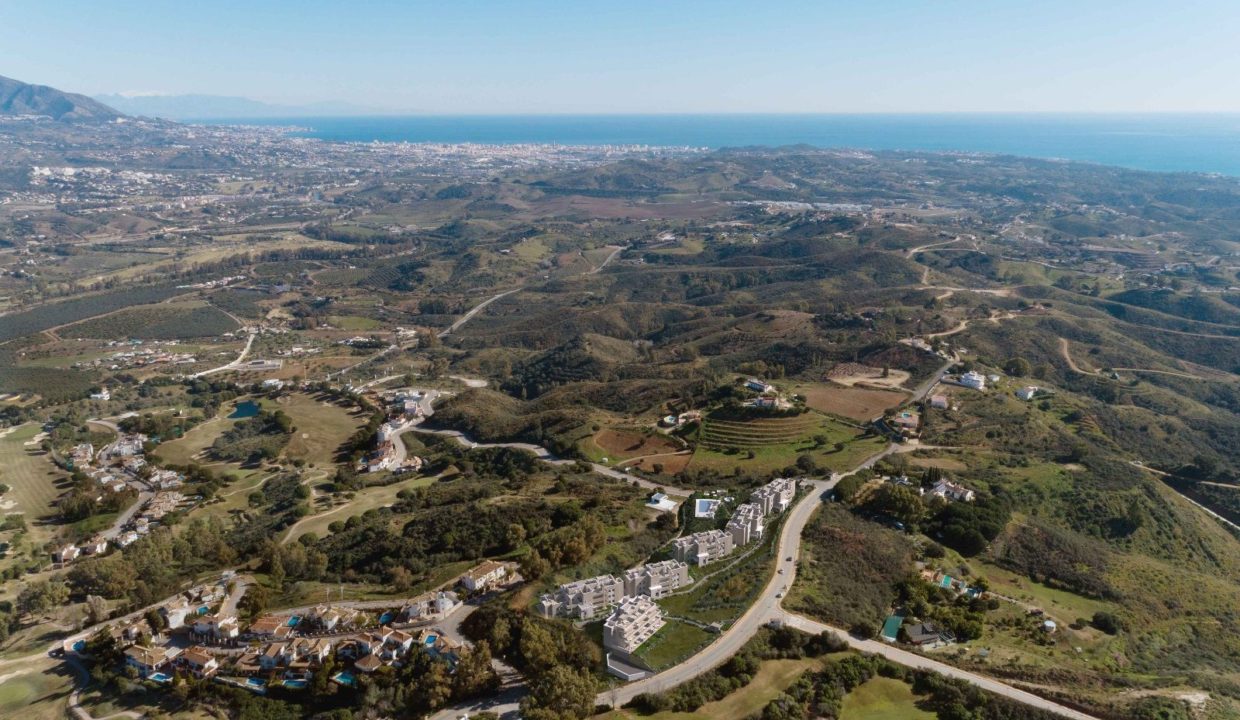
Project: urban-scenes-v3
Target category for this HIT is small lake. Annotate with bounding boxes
[228,400,260,419]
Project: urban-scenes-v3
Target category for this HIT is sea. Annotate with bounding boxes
[192,114,1240,176]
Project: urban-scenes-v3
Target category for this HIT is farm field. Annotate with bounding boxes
[840,677,937,720]
[798,382,907,422]
[826,363,912,389]
[57,301,239,340]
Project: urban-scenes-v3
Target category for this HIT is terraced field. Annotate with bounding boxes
[699,414,822,449]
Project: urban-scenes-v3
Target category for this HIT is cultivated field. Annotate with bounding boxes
[799,383,907,421]
[689,412,888,475]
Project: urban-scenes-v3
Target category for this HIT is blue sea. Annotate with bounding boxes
[194,114,1240,176]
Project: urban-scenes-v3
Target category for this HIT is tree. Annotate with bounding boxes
[17,580,69,620]
[1004,357,1031,377]
[520,665,597,720]
[867,484,925,527]
[453,641,500,699]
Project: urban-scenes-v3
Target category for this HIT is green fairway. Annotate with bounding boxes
[0,423,68,575]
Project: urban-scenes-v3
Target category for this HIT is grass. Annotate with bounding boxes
[264,392,368,466]
[598,657,822,720]
[0,660,76,720]
[634,620,715,671]
[328,315,384,331]
[840,677,938,720]
[283,473,438,543]
[0,423,67,576]
[153,416,235,466]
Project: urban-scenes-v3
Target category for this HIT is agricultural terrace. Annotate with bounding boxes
[688,411,887,475]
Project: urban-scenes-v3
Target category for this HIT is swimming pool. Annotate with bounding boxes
[246,677,267,688]
[149,672,172,683]
[332,671,357,687]
[286,615,301,627]
[378,611,393,624]
[283,679,308,689]
[424,634,438,646]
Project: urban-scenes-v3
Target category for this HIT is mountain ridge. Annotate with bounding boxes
[0,75,122,121]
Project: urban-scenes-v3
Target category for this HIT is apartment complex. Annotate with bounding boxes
[672,529,736,566]
[750,477,797,515]
[538,574,625,619]
[726,503,765,546]
[603,596,666,654]
[623,559,691,599]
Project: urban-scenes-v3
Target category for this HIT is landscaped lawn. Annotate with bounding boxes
[840,677,938,720]
[0,423,67,577]
[263,392,367,467]
[0,661,75,720]
[635,620,714,671]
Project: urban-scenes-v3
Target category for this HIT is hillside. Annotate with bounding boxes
[0,75,122,121]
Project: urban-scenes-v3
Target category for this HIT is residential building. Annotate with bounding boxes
[745,378,774,393]
[603,596,665,655]
[726,503,765,546]
[247,615,285,638]
[80,537,108,555]
[539,574,625,618]
[1016,386,1039,401]
[354,653,384,673]
[159,598,192,630]
[90,388,111,401]
[400,591,461,621]
[929,479,975,503]
[460,560,510,592]
[750,477,797,515]
[259,642,286,670]
[672,529,735,566]
[53,544,80,564]
[959,371,986,390]
[124,645,178,677]
[930,394,950,410]
[178,647,219,678]
[622,560,692,599]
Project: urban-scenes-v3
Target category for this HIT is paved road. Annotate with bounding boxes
[100,490,152,541]
[440,288,521,338]
[600,477,833,708]
[191,330,256,378]
[778,613,1097,720]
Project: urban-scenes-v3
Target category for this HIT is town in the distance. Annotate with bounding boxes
[0,74,1238,720]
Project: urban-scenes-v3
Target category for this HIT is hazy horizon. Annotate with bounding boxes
[5,0,1240,114]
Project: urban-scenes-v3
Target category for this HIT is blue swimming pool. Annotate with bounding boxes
[283,679,308,689]
[332,671,356,687]
[149,672,172,683]
[72,640,86,652]
[246,677,267,688]
[286,615,301,627]
[378,611,393,624]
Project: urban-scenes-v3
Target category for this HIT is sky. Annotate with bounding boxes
[3,0,1239,114]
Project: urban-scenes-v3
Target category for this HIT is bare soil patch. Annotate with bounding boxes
[825,363,911,389]
[801,384,906,421]
[593,428,680,460]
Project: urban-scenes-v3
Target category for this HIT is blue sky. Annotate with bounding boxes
[3,0,1238,113]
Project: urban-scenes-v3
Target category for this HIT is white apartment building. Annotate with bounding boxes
[672,529,735,566]
[539,574,625,618]
[751,477,797,515]
[603,596,666,654]
[622,560,692,599]
[726,503,765,546]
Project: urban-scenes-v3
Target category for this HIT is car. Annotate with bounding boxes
[785,556,793,561]
[775,593,783,598]
[777,569,784,574]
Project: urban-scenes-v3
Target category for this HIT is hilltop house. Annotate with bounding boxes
[460,560,510,592]
[929,479,975,503]
[959,371,986,390]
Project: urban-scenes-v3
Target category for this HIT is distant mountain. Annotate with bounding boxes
[0,75,122,121]
[94,93,391,120]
